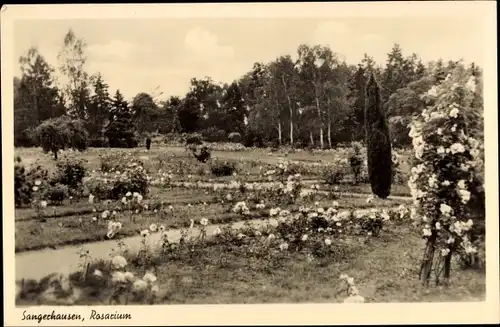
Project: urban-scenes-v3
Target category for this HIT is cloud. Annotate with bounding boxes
[87,39,144,62]
[184,26,234,61]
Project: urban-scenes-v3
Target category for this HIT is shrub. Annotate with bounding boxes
[364,73,392,198]
[228,132,242,143]
[47,183,69,205]
[99,153,128,173]
[54,155,87,190]
[89,138,109,148]
[15,127,37,148]
[243,130,264,148]
[323,164,347,185]
[109,161,149,199]
[191,146,211,163]
[201,128,226,142]
[349,142,364,184]
[391,152,406,185]
[14,158,50,207]
[84,178,114,201]
[389,115,412,149]
[105,111,137,148]
[408,67,485,285]
[66,119,89,151]
[108,137,139,148]
[35,116,89,159]
[185,133,203,146]
[15,158,30,207]
[210,160,236,177]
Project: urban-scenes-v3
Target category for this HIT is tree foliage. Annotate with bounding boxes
[364,73,393,199]
[57,29,91,120]
[35,116,89,159]
[16,30,483,156]
[15,48,65,146]
[105,90,137,148]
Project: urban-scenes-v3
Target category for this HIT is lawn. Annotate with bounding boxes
[14,145,411,253]
[14,145,412,183]
[15,222,485,305]
[14,146,484,306]
[15,184,406,252]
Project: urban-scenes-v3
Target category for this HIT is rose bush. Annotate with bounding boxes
[408,66,485,285]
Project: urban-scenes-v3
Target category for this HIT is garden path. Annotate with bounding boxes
[15,206,403,281]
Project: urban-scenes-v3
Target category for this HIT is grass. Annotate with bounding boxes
[15,145,411,181]
[15,189,405,252]
[322,183,411,197]
[151,226,484,303]
[15,188,217,221]
[16,223,485,305]
[14,146,484,305]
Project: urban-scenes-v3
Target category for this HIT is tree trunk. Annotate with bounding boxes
[53,150,58,160]
[443,250,452,285]
[276,99,282,145]
[278,121,282,145]
[32,84,39,124]
[328,122,332,148]
[419,235,437,286]
[327,97,332,148]
[281,75,294,146]
[315,96,324,148]
[309,131,314,146]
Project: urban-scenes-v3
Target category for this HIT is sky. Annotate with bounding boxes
[14,16,486,101]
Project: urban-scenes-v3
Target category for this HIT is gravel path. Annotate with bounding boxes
[15,206,402,281]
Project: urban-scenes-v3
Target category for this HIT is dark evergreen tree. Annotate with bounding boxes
[346,64,368,140]
[15,48,66,146]
[364,73,392,199]
[433,59,447,83]
[105,90,137,148]
[88,73,112,138]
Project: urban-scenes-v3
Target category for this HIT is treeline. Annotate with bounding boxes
[14,29,484,149]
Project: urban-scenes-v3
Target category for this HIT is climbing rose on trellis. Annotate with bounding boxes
[408,67,484,286]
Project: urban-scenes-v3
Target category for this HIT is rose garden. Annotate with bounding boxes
[13,30,485,305]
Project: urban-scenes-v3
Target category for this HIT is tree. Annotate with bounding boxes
[157,96,182,134]
[347,64,368,141]
[131,92,157,134]
[296,105,319,146]
[109,90,129,119]
[35,116,89,159]
[177,77,223,133]
[322,61,351,146]
[270,55,298,146]
[57,29,91,120]
[105,90,137,148]
[381,44,406,104]
[221,81,246,135]
[240,62,277,145]
[88,73,112,138]
[15,48,65,146]
[295,44,330,148]
[365,73,392,198]
[386,75,434,148]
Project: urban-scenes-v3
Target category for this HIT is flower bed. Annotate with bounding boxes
[16,201,484,305]
[408,67,485,285]
[16,204,411,304]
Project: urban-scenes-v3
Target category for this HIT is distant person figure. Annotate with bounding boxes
[146,137,151,150]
